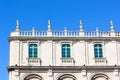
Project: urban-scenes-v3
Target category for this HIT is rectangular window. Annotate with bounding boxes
[94,44,103,58]
[62,44,71,58]
[29,44,38,58]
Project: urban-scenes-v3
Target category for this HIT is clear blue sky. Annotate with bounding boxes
[1,0,120,79]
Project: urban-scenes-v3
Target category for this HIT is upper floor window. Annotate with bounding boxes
[62,44,71,58]
[29,44,38,58]
[94,44,103,58]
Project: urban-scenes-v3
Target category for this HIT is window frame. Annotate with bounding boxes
[60,41,73,58]
[94,44,103,58]
[29,44,38,58]
[62,44,71,58]
[27,41,40,58]
[93,41,104,58]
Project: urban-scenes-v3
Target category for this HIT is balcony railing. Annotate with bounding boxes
[27,58,41,66]
[52,31,80,37]
[94,57,106,63]
[61,58,74,63]
[20,30,47,36]
[11,30,120,37]
[84,31,111,37]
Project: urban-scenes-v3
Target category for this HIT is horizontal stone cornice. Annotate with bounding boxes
[8,66,120,72]
[8,36,120,42]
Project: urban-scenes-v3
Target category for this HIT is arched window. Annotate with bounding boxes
[58,74,76,80]
[29,44,38,58]
[91,74,109,80]
[24,74,42,80]
[94,44,103,58]
[62,44,71,58]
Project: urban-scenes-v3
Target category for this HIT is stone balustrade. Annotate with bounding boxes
[94,57,106,63]
[61,58,74,63]
[10,30,120,37]
[27,58,41,66]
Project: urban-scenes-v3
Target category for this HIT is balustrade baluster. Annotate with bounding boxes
[18,30,120,37]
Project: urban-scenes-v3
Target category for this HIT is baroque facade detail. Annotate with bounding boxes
[8,20,120,80]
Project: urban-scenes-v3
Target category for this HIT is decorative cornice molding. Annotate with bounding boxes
[8,37,120,42]
[8,66,120,72]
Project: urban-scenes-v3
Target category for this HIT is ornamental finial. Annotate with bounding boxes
[64,27,67,31]
[32,27,35,31]
[16,20,20,31]
[96,27,98,31]
[110,20,114,32]
[48,20,51,31]
[96,27,98,32]
[80,20,83,31]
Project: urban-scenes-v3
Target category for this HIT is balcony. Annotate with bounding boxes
[27,58,41,66]
[60,58,75,66]
[94,57,107,63]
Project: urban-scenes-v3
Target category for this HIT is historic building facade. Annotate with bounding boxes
[8,20,120,80]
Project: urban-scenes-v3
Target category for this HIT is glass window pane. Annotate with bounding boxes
[67,48,70,51]
[34,47,37,50]
[29,52,32,57]
[99,54,103,57]
[62,48,65,52]
[66,44,70,47]
[34,54,37,57]
[62,44,71,58]
[62,54,65,57]
[29,49,32,52]
[67,54,70,57]
[62,51,65,57]
[62,51,65,54]
[94,49,98,52]
[94,44,103,58]
[29,44,38,58]
[95,52,98,57]
[99,44,102,47]
[34,51,37,54]
[99,48,102,51]
[94,44,98,47]
[62,44,65,47]
[99,52,103,57]
[95,54,98,57]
